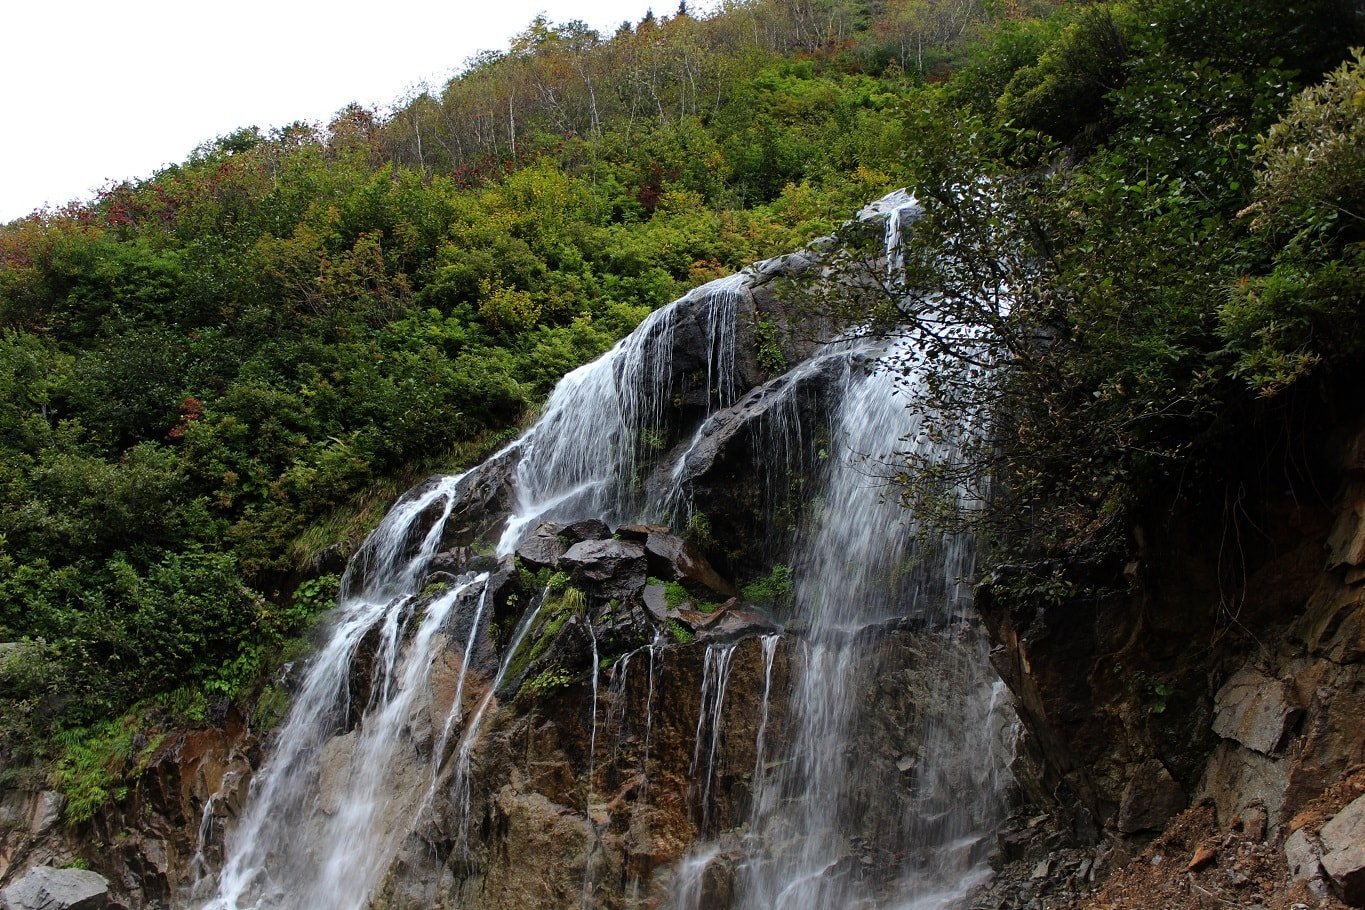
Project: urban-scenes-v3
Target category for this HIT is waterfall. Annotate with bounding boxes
[431,583,490,779]
[721,354,1007,910]
[199,188,1014,910]
[689,642,739,837]
[204,473,487,910]
[749,634,781,827]
[497,273,749,551]
[581,622,602,909]
[451,591,548,856]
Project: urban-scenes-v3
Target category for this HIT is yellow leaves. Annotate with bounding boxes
[654,187,707,215]
[477,280,542,335]
[254,227,410,314]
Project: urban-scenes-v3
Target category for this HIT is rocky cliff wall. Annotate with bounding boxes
[978,400,1365,908]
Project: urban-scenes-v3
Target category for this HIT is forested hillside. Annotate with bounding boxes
[0,0,1359,827]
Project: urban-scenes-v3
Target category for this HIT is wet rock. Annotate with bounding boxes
[427,548,465,576]
[477,786,596,906]
[421,570,460,591]
[590,598,654,655]
[1,866,110,909]
[1116,759,1187,834]
[653,353,851,576]
[694,604,779,643]
[615,523,669,544]
[666,353,848,494]
[642,583,670,622]
[560,540,647,600]
[441,451,520,550]
[558,519,611,545]
[1213,668,1302,755]
[318,732,356,816]
[484,555,517,597]
[642,529,736,598]
[1320,794,1365,904]
[516,523,565,570]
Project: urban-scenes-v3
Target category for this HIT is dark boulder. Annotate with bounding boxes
[615,523,670,544]
[560,540,648,600]
[642,529,736,598]
[694,603,780,643]
[648,352,855,577]
[1115,759,1187,834]
[516,523,566,570]
[558,519,611,545]
[440,450,520,550]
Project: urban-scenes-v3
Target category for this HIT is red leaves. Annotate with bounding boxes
[166,397,204,441]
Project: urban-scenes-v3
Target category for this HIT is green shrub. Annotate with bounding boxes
[521,668,575,698]
[741,565,795,609]
[665,618,695,645]
[996,6,1131,144]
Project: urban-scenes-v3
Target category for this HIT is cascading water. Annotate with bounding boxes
[689,642,739,837]
[749,634,781,827]
[201,263,755,910]
[205,475,486,910]
[189,767,241,900]
[431,583,490,782]
[497,272,748,550]
[450,591,548,855]
[198,188,1015,910]
[667,189,1012,910]
[705,347,1008,910]
[581,623,602,909]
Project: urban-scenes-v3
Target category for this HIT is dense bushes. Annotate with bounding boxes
[1,0,1357,812]
[820,0,1362,576]
[0,6,920,789]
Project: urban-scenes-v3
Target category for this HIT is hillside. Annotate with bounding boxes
[0,0,1363,907]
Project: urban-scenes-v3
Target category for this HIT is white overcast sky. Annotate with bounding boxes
[1,0,698,222]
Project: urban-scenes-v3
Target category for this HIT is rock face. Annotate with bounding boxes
[0,715,253,909]
[366,632,799,910]
[1284,826,1323,883]
[1,866,111,910]
[1116,760,1186,835]
[318,733,356,817]
[641,530,736,599]
[514,522,565,569]
[559,519,611,545]
[1321,795,1365,904]
[560,539,648,599]
[977,413,1365,907]
[1211,668,1302,755]
[652,352,856,578]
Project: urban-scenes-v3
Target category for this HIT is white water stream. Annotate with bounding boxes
[199,189,1014,910]
[205,476,484,910]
